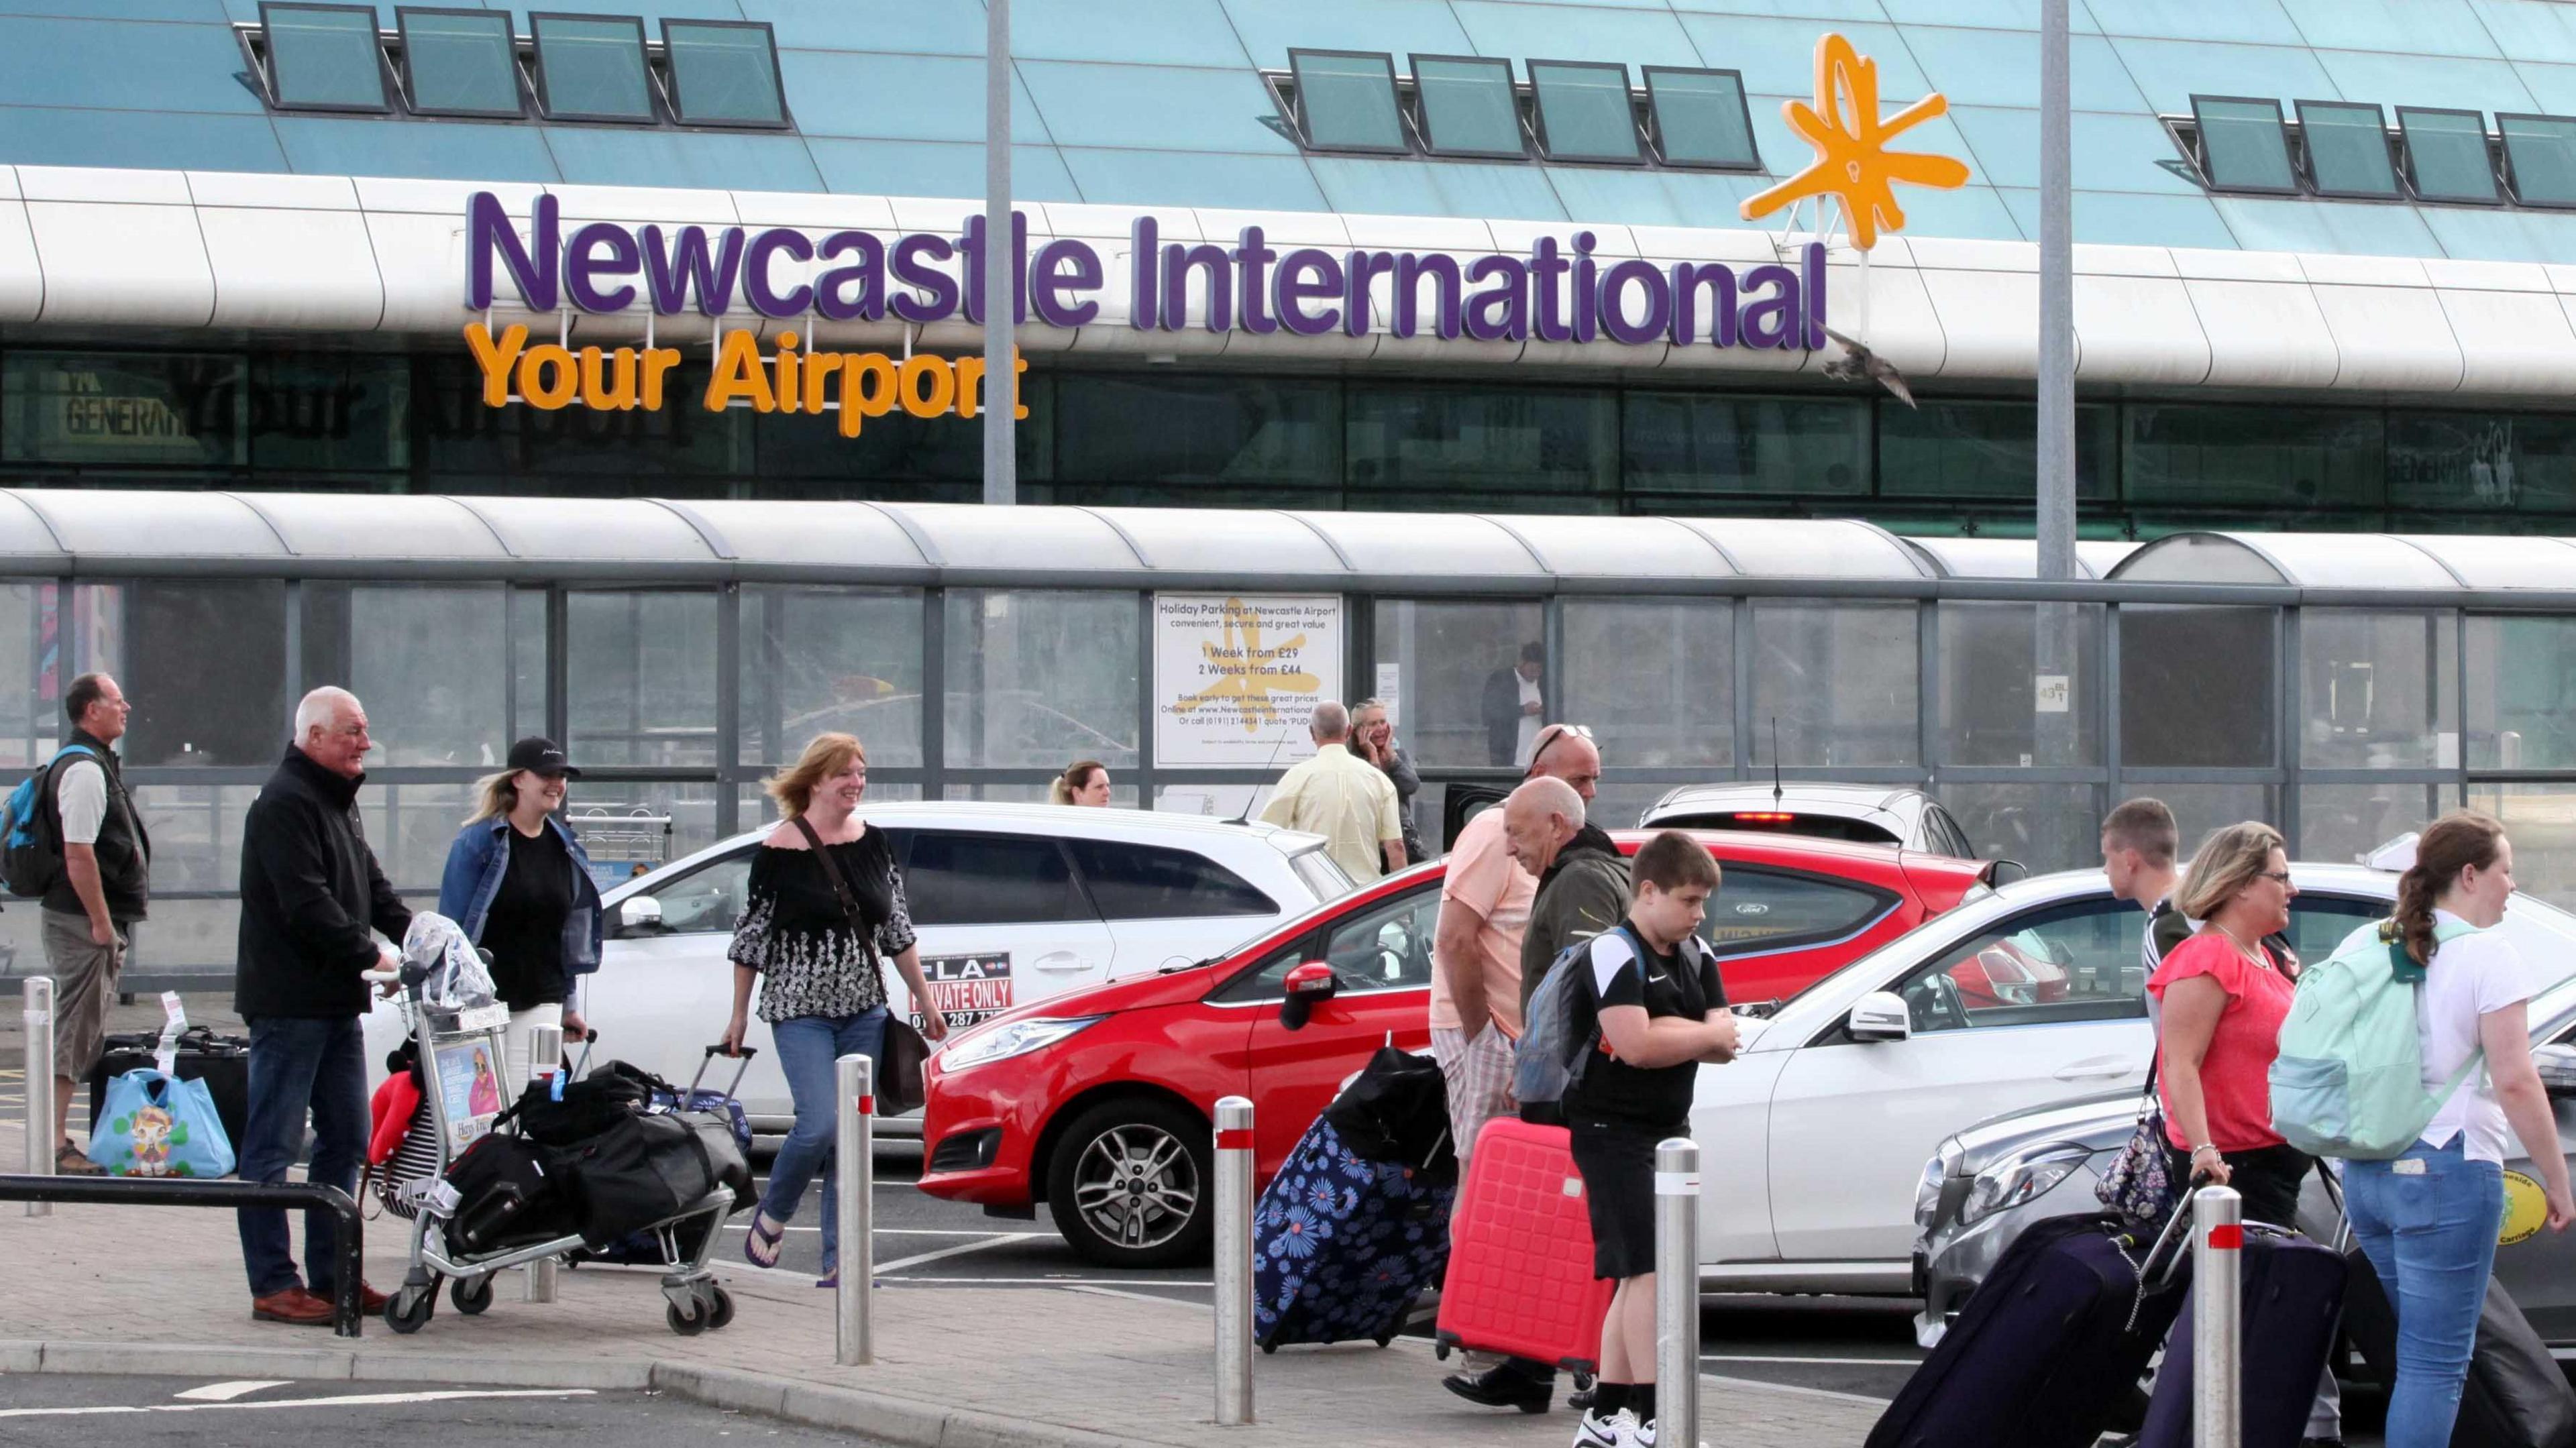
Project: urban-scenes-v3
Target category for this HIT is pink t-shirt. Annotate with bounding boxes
[1428,810,1536,1038]
[2150,932,2298,1153]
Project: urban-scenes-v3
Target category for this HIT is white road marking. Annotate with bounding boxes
[0,1389,595,1420]
[875,1234,1028,1273]
[1061,1284,1214,1312]
[878,1274,1212,1286]
[717,1225,1051,1238]
[173,1381,291,1402]
[1699,1354,1919,1366]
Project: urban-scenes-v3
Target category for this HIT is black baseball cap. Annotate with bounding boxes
[506,736,581,778]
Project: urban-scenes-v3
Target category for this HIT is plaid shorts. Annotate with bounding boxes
[1430,1023,1517,1165]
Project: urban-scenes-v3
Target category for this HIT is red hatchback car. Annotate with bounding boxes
[919,830,1998,1268]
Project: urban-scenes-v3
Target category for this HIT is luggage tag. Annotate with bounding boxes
[154,991,187,1077]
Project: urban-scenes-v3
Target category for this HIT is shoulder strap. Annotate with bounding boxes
[792,818,883,969]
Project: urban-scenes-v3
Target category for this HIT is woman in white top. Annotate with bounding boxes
[2343,812,2575,1448]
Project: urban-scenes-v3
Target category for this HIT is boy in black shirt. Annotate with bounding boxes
[1564,831,1737,1448]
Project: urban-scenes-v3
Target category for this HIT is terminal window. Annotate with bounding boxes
[1410,54,1525,158]
[2500,114,2576,208]
[2398,107,2501,203]
[261,2,390,112]
[1288,49,1407,153]
[661,19,787,127]
[397,7,523,118]
[2294,101,2400,199]
[1529,60,1644,163]
[531,12,655,123]
[2189,95,2297,193]
[1644,67,1759,170]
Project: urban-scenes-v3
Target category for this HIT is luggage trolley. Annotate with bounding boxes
[370,949,743,1336]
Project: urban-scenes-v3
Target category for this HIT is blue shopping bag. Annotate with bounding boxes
[87,1068,236,1178]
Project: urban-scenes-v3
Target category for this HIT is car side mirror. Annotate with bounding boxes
[2536,1042,2576,1099]
[1279,960,1338,1032]
[1848,990,1912,1044]
[618,895,664,936]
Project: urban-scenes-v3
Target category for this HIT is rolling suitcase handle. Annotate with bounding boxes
[690,1043,759,1101]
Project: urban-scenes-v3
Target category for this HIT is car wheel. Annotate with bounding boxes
[1047,1097,1214,1269]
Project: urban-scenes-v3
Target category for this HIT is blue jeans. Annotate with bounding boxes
[2346,1138,2506,1448]
[235,1015,368,1298]
[762,1008,888,1276]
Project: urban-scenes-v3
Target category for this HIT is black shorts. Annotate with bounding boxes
[1568,1115,1677,1282]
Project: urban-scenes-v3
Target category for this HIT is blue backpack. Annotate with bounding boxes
[0,742,94,899]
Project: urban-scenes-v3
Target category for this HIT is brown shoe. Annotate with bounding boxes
[250,1288,335,1327]
[54,1143,104,1176]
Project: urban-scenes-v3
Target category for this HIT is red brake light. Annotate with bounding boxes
[1732,812,1796,823]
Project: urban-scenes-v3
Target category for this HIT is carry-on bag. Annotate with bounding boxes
[586,1046,759,1264]
[1866,1205,2192,1448]
[86,1067,237,1178]
[1434,1117,1617,1382]
[2343,1251,2576,1448]
[445,1130,574,1254]
[1254,1047,1457,1351]
[553,1109,749,1249]
[89,1026,249,1152]
[2135,1223,2346,1448]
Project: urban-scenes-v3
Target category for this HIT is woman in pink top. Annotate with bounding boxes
[2149,821,2308,1226]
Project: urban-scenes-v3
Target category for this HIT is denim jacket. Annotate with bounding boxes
[436,814,604,979]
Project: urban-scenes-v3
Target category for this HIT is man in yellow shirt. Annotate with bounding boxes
[1259,702,1405,880]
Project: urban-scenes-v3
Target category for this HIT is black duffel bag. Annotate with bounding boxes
[551,1110,750,1248]
[445,1131,576,1254]
[498,1060,659,1147]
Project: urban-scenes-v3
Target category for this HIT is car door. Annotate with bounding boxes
[1060,836,1283,976]
[1235,885,1440,1167]
[1697,863,1906,1005]
[575,844,795,1119]
[892,828,1118,1032]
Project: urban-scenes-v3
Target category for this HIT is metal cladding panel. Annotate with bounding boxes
[2436,286,2576,396]
[1788,237,1943,380]
[459,496,717,562]
[0,170,42,324]
[2072,272,2210,385]
[2110,533,2288,586]
[2306,276,2467,392]
[232,493,512,561]
[1045,203,1199,355]
[1919,265,2041,380]
[1678,518,1927,580]
[1486,217,1643,372]
[2185,278,2341,389]
[1286,511,1544,578]
[1354,213,1523,368]
[0,493,66,567]
[1083,508,1348,575]
[676,500,930,571]
[2392,535,2576,589]
[1501,514,1736,578]
[14,490,285,560]
[199,205,386,331]
[1199,207,1374,364]
[1634,226,1809,378]
[26,198,213,327]
[2198,533,2462,590]
[889,502,1143,575]
[552,185,748,346]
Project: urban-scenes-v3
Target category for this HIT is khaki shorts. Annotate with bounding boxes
[42,907,126,1079]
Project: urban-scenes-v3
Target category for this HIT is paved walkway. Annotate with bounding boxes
[0,1118,1887,1447]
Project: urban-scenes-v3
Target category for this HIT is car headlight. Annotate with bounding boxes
[1917,1137,1965,1228]
[1959,1143,2092,1227]
[934,1015,1104,1072]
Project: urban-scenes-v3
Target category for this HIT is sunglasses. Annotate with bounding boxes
[1526,723,1595,769]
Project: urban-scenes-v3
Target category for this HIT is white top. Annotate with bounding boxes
[2421,908,2549,1162]
[1515,675,1542,765]
[56,758,105,845]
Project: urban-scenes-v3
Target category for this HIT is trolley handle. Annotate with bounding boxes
[690,1043,759,1101]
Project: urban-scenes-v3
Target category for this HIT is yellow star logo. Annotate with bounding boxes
[1740,32,1971,249]
[1173,598,1322,734]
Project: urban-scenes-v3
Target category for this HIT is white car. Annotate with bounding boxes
[369,803,1352,1133]
[1686,861,2440,1294]
[1642,782,1980,859]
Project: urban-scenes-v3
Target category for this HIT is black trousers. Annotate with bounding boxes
[2163,1139,2312,1228]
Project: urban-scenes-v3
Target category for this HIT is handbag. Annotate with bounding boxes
[794,816,930,1116]
[88,1068,237,1178]
[2095,1097,2178,1223]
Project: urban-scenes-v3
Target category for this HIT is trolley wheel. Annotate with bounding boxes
[1434,1342,1451,1361]
[1373,1333,1396,1348]
[667,1298,710,1337]
[451,1276,493,1316]
[385,1286,435,1335]
[706,1286,736,1331]
[1260,1343,1277,1356]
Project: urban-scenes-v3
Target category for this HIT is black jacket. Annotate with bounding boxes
[1519,823,1633,1018]
[41,728,150,923]
[235,748,413,1020]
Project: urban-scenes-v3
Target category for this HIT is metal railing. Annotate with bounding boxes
[0,1173,367,1335]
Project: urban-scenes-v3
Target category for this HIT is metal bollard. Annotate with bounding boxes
[835,1053,873,1367]
[523,1023,564,1304]
[1655,1138,1701,1444]
[2194,1184,2243,1448]
[1213,1095,1254,1427]
[23,977,54,1217]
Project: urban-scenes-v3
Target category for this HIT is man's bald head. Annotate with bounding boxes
[1528,724,1603,803]
[1503,775,1585,877]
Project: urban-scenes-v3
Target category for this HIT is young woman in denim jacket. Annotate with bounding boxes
[437,735,604,1090]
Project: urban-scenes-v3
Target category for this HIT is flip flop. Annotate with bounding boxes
[743,1211,787,1269]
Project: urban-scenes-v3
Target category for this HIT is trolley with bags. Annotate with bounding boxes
[368,912,752,1336]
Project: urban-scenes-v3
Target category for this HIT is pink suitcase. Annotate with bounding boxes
[1434,1117,1617,1380]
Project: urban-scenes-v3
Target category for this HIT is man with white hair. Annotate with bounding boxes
[233,686,412,1327]
[1258,700,1405,881]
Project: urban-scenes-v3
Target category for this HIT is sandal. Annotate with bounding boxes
[743,1211,787,1269]
[56,1142,104,1176]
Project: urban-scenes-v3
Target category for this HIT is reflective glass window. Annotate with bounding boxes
[1065,838,1275,920]
[2300,610,2457,770]
[943,590,1139,769]
[2295,100,2398,198]
[2467,783,2576,909]
[1748,602,1919,768]
[902,832,1089,926]
[2391,412,2576,513]
[2502,113,2576,206]
[1289,49,1405,153]
[2301,782,2450,871]
[1880,399,2115,499]
[531,13,653,123]
[301,584,506,768]
[1940,783,2102,875]
[1530,60,1640,163]
[250,355,410,474]
[3,352,244,467]
[511,587,545,743]
[1347,386,1616,505]
[1374,601,1546,769]
[739,586,923,768]
[1560,600,1732,769]
[1892,898,2145,1034]
[362,781,476,892]
[1644,66,1756,168]
[564,780,718,869]
[1055,376,1339,493]
[1623,394,1866,498]
[262,3,388,112]
[2119,605,2277,768]
[2190,95,2296,192]
[1320,884,1438,991]
[2153,783,2279,844]
[1700,867,1895,958]
[1410,54,1523,157]
[612,846,749,938]
[566,591,717,769]
[0,583,47,773]
[2399,107,2499,203]
[663,20,786,127]
[2123,404,2383,508]
[396,7,521,117]
[2468,616,2576,770]
[1936,602,2103,768]
[129,785,261,898]
[78,581,287,769]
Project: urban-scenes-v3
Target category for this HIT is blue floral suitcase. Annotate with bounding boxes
[1254,1115,1454,1351]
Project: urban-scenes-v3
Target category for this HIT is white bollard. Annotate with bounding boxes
[835,1053,873,1367]
[23,977,54,1216]
[2194,1184,2242,1448]
[1213,1096,1254,1427]
[523,1023,564,1303]
[1655,1138,1701,1445]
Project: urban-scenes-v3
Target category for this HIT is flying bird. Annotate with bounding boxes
[1821,324,1917,409]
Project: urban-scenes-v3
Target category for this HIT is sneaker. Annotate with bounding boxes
[1572,1408,1631,1448]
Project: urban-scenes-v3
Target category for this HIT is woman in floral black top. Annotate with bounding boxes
[724,732,949,1284]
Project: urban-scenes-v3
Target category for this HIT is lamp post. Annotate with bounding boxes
[982,0,1015,506]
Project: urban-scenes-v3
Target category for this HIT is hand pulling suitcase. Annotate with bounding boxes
[89,1026,249,1152]
[1867,1207,2192,1448]
[2343,1251,2576,1448]
[2135,1222,2346,1448]
[1254,1048,1458,1352]
[1434,1117,1617,1384]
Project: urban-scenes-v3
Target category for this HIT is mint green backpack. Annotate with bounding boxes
[2268,916,2485,1160]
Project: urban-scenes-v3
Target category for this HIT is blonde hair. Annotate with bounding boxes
[464,769,522,825]
[765,733,866,820]
[2174,820,2287,922]
[1049,759,1106,806]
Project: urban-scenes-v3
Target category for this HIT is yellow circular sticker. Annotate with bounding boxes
[2500,1170,2547,1247]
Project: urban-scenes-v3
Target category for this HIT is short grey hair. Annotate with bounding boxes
[1507,775,1584,828]
[293,686,362,741]
[1309,701,1350,740]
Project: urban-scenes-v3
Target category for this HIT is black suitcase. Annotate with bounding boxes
[444,1131,574,1254]
[1867,1208,2190,1448]
[551,1110,745,1249]
[88,1027,248,1151]
[2137,1223,2346,1448]
[2344,1250,2576,1448]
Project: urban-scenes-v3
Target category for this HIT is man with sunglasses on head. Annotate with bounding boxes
[1434,719,1607,1414]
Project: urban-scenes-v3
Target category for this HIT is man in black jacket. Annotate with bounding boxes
[233,686,412,1327]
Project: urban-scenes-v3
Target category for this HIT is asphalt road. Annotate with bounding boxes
[0,1373,881,1448]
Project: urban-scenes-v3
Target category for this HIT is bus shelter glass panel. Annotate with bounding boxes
[362,781,476,893]
[740,586,924,768]
[511,587,546,742]
[566,781,722,878]
[1374,600,1546,769]
[2301,781,2453,869]
[2120,605,2277,769]
[1937,602,2102,767]
[1748,601,1919,767]
[566,591,718,769]
[1560,599,1731,769]
[78,581,286,769]
[2467,616,2576,769]
[2151,783,2278,848]
[943,590,1140,769]
[1941,783,2101,874]
[2299,610,2456,770]
[0,582,48,772]
[2467,784,2576,909]
[301,583,506,768]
